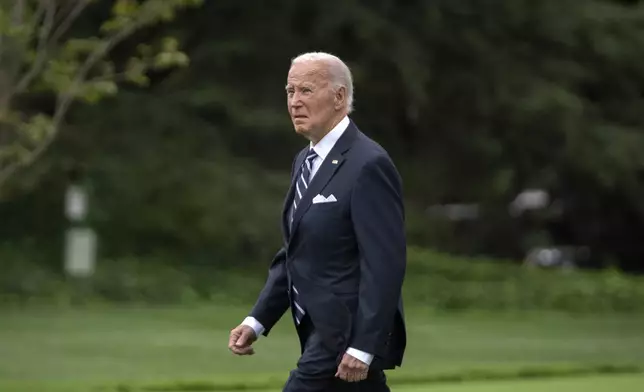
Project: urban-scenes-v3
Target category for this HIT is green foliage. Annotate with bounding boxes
[61,91,288,265]
[85,257,263,305]
[86,256,200,304]
[3,0,644,280]
[120,0,644,265]
[0,243,69,305]
[0,243,266,306]
[405,247,644,313]
[2,242,644,314]
[0,0,203,192]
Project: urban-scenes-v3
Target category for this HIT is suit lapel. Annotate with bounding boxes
[289,122,358,238]
[281,149,307,244]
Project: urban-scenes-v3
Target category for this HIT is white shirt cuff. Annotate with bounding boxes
[346,347,374,365]
[242,316,265,337]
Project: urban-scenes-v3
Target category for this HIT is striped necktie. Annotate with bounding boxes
[289,148,318,229]
[290,148,317,325]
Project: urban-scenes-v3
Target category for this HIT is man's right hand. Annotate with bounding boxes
[228,324,257,355]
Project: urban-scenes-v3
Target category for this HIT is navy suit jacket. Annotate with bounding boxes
[250,120,407,369]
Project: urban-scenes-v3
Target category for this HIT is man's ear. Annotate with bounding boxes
[334,86,347,110]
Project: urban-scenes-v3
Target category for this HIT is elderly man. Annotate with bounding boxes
[228,52,407,392]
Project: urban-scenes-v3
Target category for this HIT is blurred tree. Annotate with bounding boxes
[154,0,644,268]
[2,0,644,271]
[0,0,202,195]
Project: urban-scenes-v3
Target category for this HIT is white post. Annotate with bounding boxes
[63,184,97,277]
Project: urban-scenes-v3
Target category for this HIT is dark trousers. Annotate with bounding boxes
[282,316,390,392]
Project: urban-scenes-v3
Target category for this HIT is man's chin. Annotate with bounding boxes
[294,126,310,136]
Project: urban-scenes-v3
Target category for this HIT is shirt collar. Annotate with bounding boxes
[310,116,350,160]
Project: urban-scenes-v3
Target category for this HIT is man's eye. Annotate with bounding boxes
[302,88,312,94]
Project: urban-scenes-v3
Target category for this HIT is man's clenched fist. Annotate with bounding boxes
[228,324,257,355]
[335,352,369,382]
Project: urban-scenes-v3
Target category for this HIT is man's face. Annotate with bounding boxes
[286,61,339,142]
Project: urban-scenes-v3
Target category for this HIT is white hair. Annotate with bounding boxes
[291,52,355,113]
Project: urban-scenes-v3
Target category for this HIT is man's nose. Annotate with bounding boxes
[289,96,303,108]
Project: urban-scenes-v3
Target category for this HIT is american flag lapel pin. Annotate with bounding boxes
[332,160,338,164]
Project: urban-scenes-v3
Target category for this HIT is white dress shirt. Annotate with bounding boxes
[242,115,374,365]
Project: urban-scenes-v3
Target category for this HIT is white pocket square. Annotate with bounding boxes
[312,194,337,204]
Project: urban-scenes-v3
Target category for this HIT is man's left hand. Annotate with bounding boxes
[335,353,369,382]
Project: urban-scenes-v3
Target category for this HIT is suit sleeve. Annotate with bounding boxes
[248,247,290,336]
[247,151,302,336]
[349,154,406,355]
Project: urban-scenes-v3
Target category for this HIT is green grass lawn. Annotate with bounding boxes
[1,304,644,391]
[247,374,644,392]
[413,374,644,391]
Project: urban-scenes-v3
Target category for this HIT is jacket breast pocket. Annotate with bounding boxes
[310,201,340,209]
[309,201,346,222]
